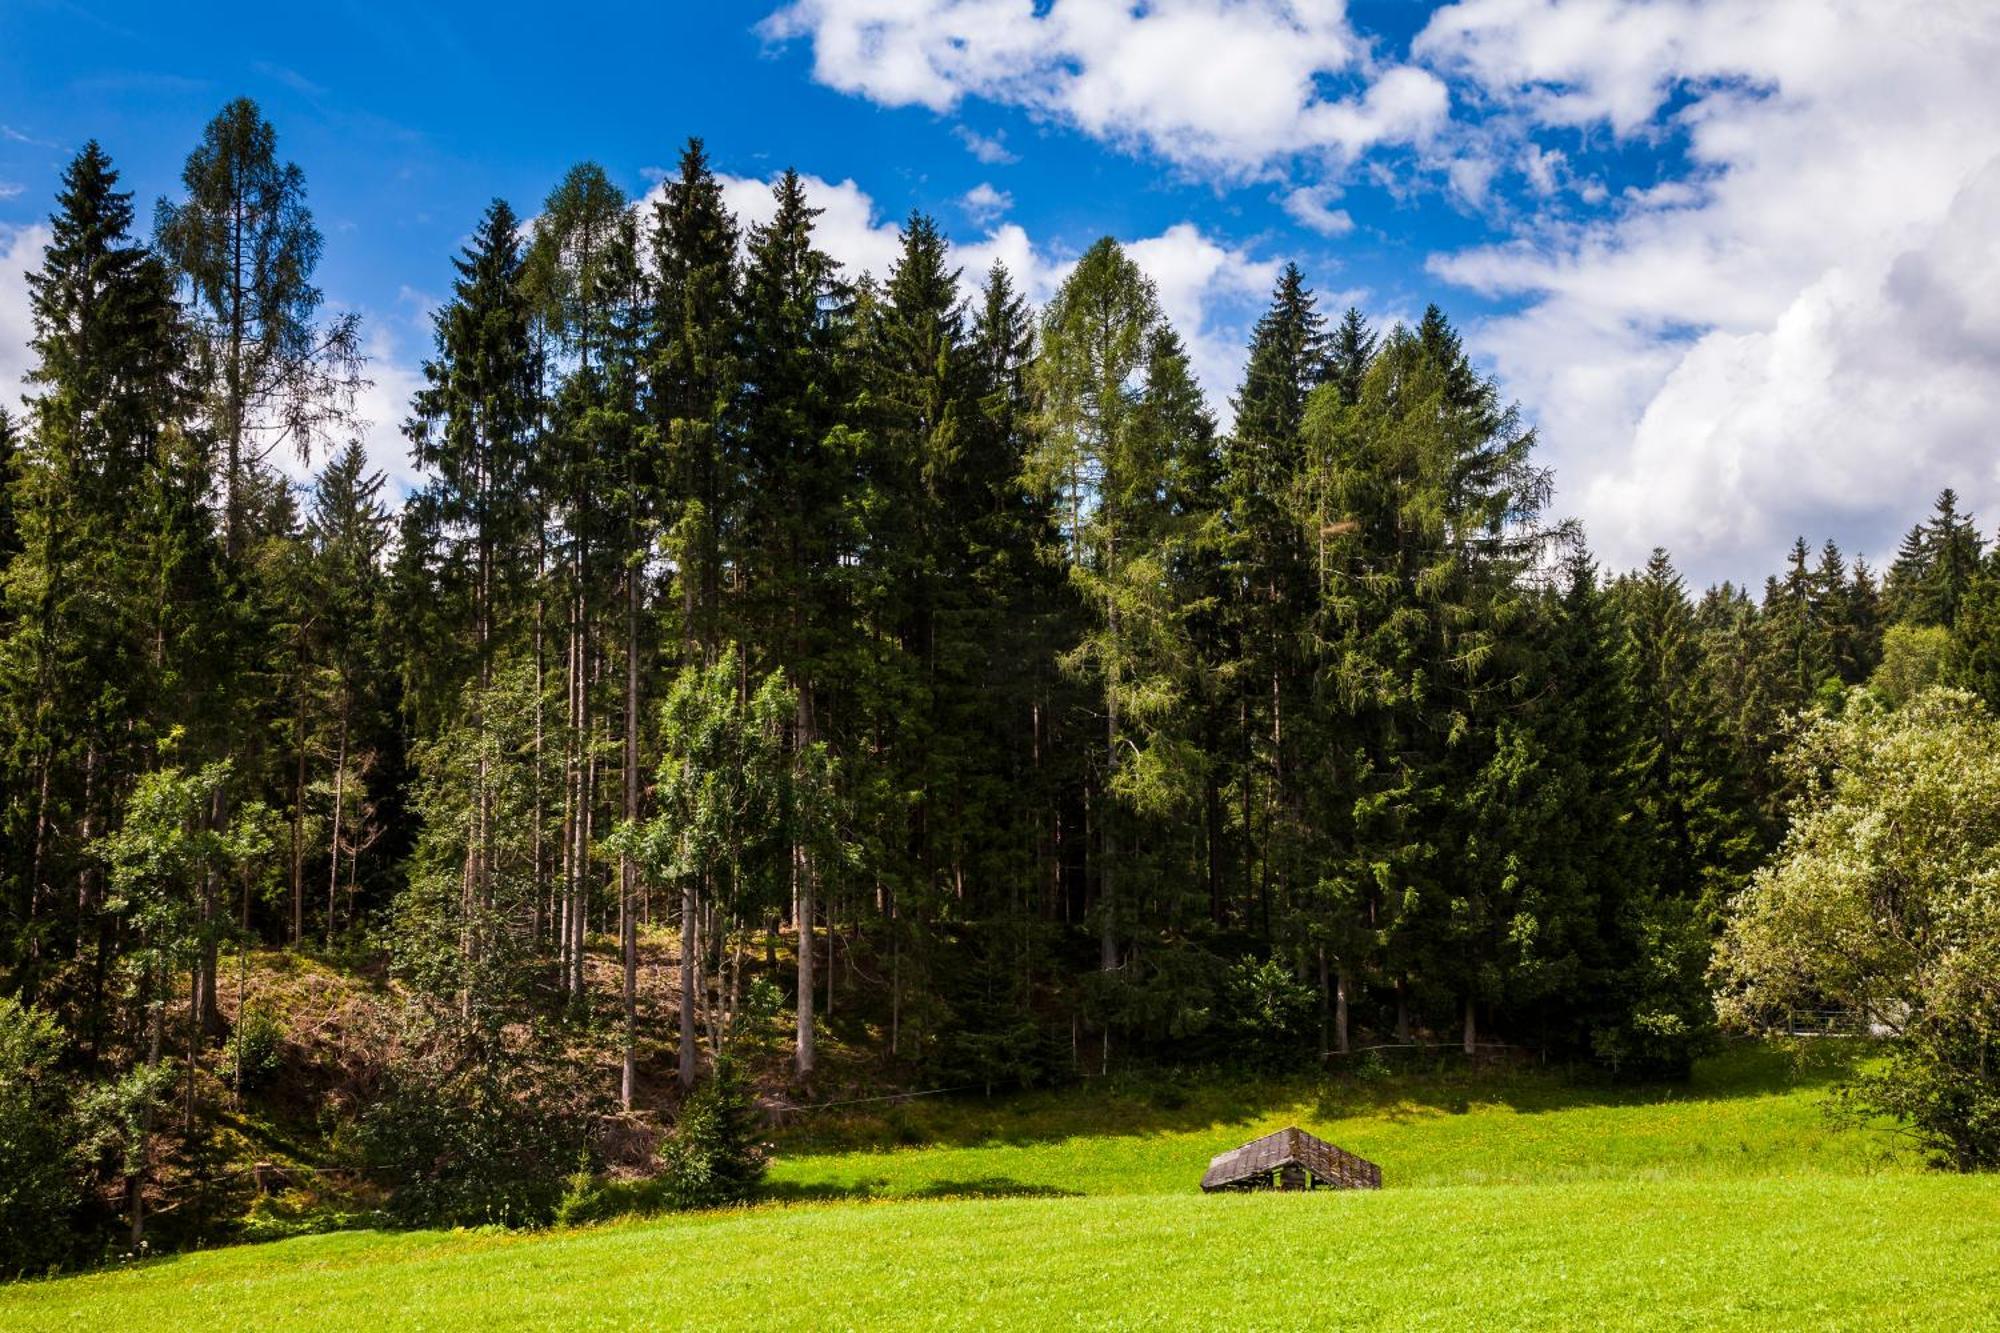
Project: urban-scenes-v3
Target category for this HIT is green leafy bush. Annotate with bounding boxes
[360,1015,606,1228]
[0,997,83,1277]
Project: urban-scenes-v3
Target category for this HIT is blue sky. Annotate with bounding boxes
[3,1,1998,586]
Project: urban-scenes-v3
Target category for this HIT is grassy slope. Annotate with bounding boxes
[12,1042,1996,1331]
[763,1044,1911,1200]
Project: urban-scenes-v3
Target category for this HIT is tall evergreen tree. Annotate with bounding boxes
[1026,238,1165,977]
[2,142,197,1025]
[733,169,854,1083]
[1222,263,1329,942]
[404,198,541,726]
[649,138,739,668]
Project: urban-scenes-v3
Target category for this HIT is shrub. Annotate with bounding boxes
[1592,897,1718,1079]
[658,1061,767,1209]
[222,1001,286,1094]
[553,1160,615,1228]
[360,1013,606,1228]
[1218,955,1317,1068]
[0,997,83,1277]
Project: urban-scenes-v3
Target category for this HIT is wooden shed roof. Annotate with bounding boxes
[1200,1127,1382,1191]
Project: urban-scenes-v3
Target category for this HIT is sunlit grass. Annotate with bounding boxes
[11,1040,1974,1331]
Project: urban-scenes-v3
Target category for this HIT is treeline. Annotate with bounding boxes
[5,98,2000,1253]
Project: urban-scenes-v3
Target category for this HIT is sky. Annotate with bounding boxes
[2,0,1997,587]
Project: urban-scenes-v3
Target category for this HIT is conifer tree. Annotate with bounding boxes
[2,142,196,1020]
[1223,263,1328,939]
[649,138,739,666]
[1298,315,1554,1053]
[526,163,628,1003]
[734,169,854,1082]
[1887,489,1983,627]
[155,98,361,558]
[1326,305,1376,408]
[1615,552,1761,918]
[1027,238,1165,975]
[405,198,541,724]
[304,443,392,946]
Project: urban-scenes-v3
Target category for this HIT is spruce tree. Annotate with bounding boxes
[1615,552,1761,918]
[2,142,196,1019]
[732,169,856,1084]
[1222,263,1328,941]
[1326,305,1376,407]
[649,138,739,666]
[405,198,541,727]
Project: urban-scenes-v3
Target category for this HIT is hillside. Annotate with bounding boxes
[14,1041,1986,1330]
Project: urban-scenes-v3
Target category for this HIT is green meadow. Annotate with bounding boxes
[11,1042,1995,1332]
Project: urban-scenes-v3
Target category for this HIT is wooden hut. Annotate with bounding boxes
[1200,1127,1381,1192]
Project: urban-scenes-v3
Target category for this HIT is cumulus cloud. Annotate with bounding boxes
[1126,223,1282,412]
[955,125,1017,165]
[760,0,1448,179]
[1282,184,1353,237]
[707,170,908,281]
[347,324,427,497]
[1416,0,2000,583]
[960,181,1012,224]
[647,166,1277,423]
[0,224,47,415]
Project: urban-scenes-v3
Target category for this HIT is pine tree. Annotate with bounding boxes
[734,169,855,1084]
[2,142,197,1022]
[1222,263,1328,942]
[649,138,739,667]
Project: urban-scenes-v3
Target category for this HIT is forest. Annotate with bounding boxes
[5,97,2000,1270]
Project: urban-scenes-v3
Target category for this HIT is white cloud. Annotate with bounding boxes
[955,125,1017,164]
[1519,143,1563,196]
[960,181,1012,224]
[0,183,24,202]
[761,0,1449,179]
[349,324,426,497]
[1416,0,2000,583]
[652,166,1277,424]
[675,171,905,282]
[0,224,47,416]
[1282,184,1353,237]
[1126,223,1282,415]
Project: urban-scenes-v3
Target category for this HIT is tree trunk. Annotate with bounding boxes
[1335,965,1351,1056]
[1463,996,1477,1057]
[620,559,640,1109]
[327,709,348,952]
[678,872,700,1089]
[794,841,816,1083]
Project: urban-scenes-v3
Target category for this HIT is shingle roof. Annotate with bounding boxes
[1200,1126,1382,1191]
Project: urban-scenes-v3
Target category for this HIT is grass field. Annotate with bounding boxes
[10,1041,1997,1331]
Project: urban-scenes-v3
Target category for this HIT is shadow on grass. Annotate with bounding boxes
[760,1177,1080,1204]
[773,1038,1876,1157]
